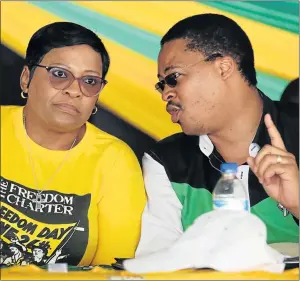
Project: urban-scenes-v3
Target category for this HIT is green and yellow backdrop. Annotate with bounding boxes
[1,1,299,161]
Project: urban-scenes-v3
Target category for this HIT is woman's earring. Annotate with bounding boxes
[92,106,98,115]
[21,91,28,99]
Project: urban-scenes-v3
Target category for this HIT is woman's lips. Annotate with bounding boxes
[54,103,80,115]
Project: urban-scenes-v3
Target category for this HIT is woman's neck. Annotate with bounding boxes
[23,108,85,151]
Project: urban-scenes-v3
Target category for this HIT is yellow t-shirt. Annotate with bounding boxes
[0,105,146,266]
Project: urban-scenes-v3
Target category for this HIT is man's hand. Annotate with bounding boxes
[247,114,299,218]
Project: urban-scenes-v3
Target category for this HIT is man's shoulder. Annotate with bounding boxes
[147,132,199,164]
[152,132,198,152]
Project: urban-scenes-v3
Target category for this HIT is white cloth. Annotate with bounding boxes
[125,210,285,274]
[135,153,183,257]
[136,136,259,257]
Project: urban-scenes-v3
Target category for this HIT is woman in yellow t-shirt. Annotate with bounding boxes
[1,22,146,267]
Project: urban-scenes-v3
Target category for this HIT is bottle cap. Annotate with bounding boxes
[220,163,238,173]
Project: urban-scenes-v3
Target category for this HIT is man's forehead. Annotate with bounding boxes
[158,39,187,64]
[158,39,203,75]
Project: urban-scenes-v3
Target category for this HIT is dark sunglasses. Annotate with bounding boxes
[32,64,108,97]
[155,53,223,94]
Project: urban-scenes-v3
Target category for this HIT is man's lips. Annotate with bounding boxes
[166,104,182,123]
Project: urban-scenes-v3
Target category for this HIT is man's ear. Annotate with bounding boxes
[215,56,235,81]
[20,66,30,93]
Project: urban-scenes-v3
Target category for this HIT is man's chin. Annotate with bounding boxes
[181,123,206,136]
[180,124,196,136]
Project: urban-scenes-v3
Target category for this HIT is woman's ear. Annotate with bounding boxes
[20,66,30,93]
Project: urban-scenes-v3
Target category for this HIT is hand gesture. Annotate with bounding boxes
[247,114,299,218]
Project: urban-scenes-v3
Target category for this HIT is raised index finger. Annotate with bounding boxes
[264,113,286,150]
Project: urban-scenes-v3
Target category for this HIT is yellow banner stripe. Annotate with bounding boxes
[1,2,180,140]
[77,1,299,80]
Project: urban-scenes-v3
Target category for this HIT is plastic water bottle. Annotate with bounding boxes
[212,163,249,211]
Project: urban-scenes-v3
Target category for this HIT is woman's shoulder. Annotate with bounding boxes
[86,121,121,144]
[85,121,135,156]
[1,105,22,126]
[1,105,22,117]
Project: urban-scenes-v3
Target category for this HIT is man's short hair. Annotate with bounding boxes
[161,13,257,87]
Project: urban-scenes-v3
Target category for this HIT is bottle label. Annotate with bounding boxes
[213,198,249,211]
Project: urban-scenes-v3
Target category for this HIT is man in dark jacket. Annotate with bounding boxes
[136,14,299,256]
